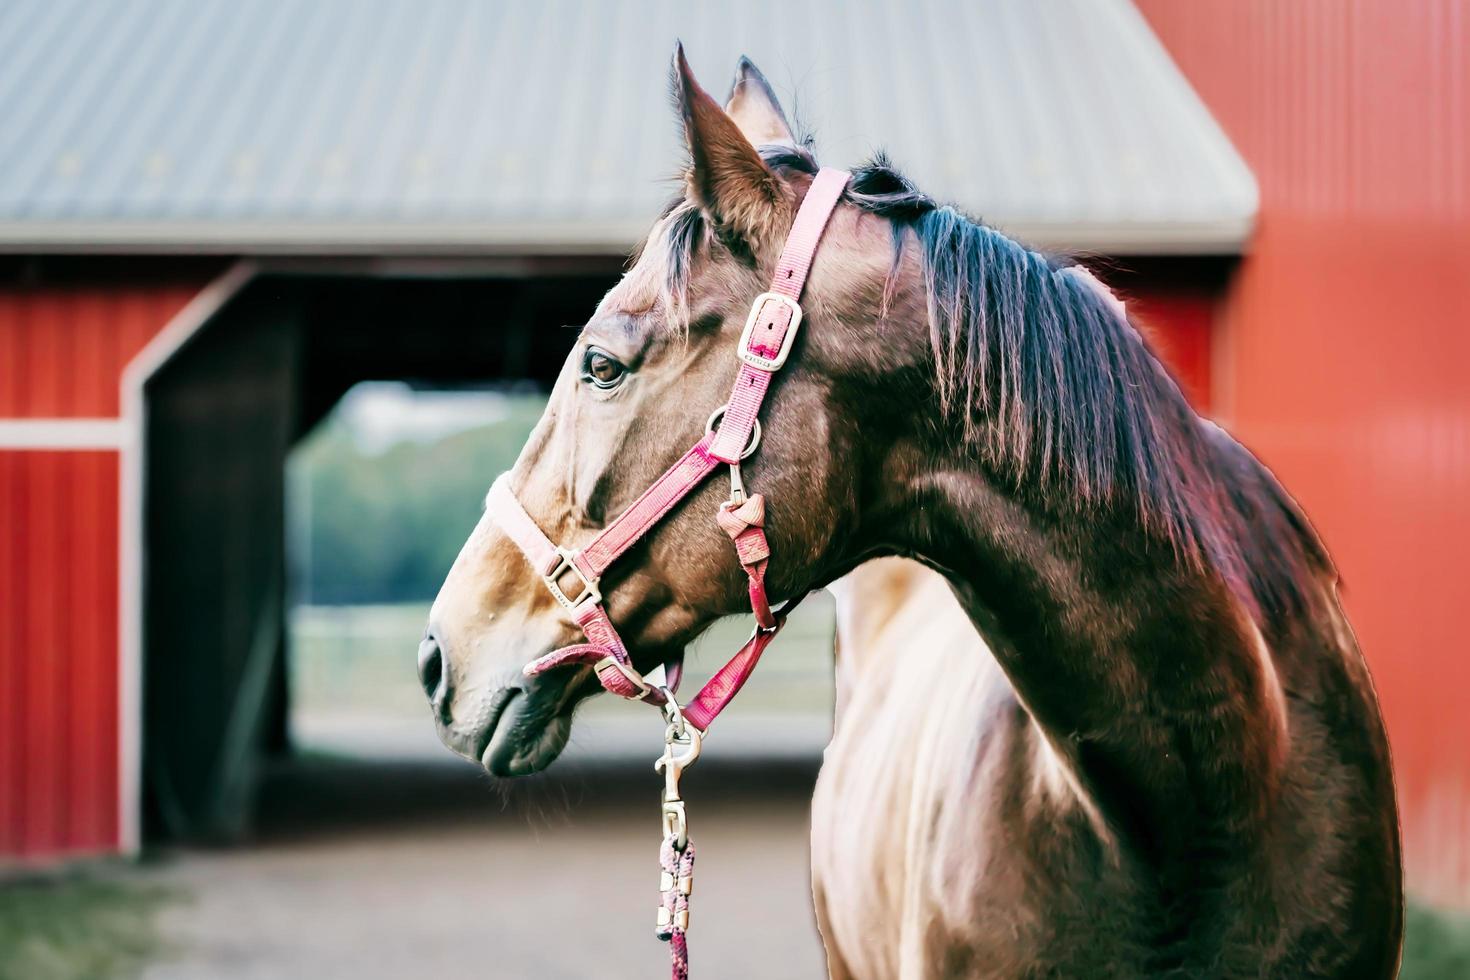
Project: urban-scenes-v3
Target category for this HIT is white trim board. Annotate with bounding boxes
[0,418,129,449]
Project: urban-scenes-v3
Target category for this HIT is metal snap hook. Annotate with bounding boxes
[726,463,747,507]
[654,707,702,851]
[704,406,762,460]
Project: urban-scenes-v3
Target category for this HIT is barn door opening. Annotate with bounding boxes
[284,382,544,764]
[140,278,304,842]
[138,268,617,843]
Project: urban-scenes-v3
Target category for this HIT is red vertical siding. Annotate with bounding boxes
[1138,0,1470,904]
[0,452,120,857]
[0,282,198,860]
[0,286,195,418]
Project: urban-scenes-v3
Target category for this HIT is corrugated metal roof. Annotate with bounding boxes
[0,0,1257,255]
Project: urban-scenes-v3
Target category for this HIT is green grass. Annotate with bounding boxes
[0,871,176,980]
[1403,901,1470,979]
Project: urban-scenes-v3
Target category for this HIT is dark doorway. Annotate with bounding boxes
[141,268,617,842]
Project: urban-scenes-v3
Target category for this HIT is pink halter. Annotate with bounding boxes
[486,167,850,732]
[485,168,849,980]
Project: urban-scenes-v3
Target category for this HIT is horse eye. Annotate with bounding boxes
[580,347,627,389]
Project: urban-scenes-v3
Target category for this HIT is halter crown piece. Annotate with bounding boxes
[486,168,851,980]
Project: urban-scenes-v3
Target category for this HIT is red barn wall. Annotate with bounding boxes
[0,283,196,859]
[0,288,198,418]
[1119,280,1218,414]
[1138,0,1470,903]
[0,450,120,856]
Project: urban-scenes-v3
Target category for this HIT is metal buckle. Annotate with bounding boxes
[543,546,601,613]
[595,655,655,700]
[737,292,803,372]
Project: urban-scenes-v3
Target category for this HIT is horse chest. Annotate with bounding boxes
[811,640,1141,979]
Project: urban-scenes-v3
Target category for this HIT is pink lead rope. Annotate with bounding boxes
[486,168,850,979]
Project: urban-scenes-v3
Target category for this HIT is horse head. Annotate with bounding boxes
[420,48,920,775]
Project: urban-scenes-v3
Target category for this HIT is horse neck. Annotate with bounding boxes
[868,399,1313,862]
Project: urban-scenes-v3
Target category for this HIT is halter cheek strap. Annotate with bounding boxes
[486,167,849,730]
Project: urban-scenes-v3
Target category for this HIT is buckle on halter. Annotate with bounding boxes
[737,292,803,371]
[596,655,655,700]
[544,547,602,613]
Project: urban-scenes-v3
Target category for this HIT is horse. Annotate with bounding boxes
[420,48,1402,977]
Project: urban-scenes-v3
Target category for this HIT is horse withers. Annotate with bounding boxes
[420,47,1402,977]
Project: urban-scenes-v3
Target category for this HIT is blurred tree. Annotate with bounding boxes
[289,391,545,605]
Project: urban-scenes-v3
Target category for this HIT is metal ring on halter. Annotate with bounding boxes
[704,406,762,460]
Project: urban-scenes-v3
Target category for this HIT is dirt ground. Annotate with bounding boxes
[137,753,829,980]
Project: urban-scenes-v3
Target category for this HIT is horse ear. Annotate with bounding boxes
[672,44,785,242]
[724,56,797,149]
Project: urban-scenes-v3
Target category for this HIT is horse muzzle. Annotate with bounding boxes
[418,630,581,776]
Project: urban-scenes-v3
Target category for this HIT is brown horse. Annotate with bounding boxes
[422,49,1402,976]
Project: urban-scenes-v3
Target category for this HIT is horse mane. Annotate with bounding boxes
[655,147,1328,620]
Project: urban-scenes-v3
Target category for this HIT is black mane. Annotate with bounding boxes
[659,147,1326,619]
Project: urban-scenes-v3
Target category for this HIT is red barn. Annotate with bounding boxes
[0,0,1464,905]
[1136,0,1470,905]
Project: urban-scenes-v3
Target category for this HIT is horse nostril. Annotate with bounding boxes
[417,634,449,719]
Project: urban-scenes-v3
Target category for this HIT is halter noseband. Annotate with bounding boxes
[484,168,850,979]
